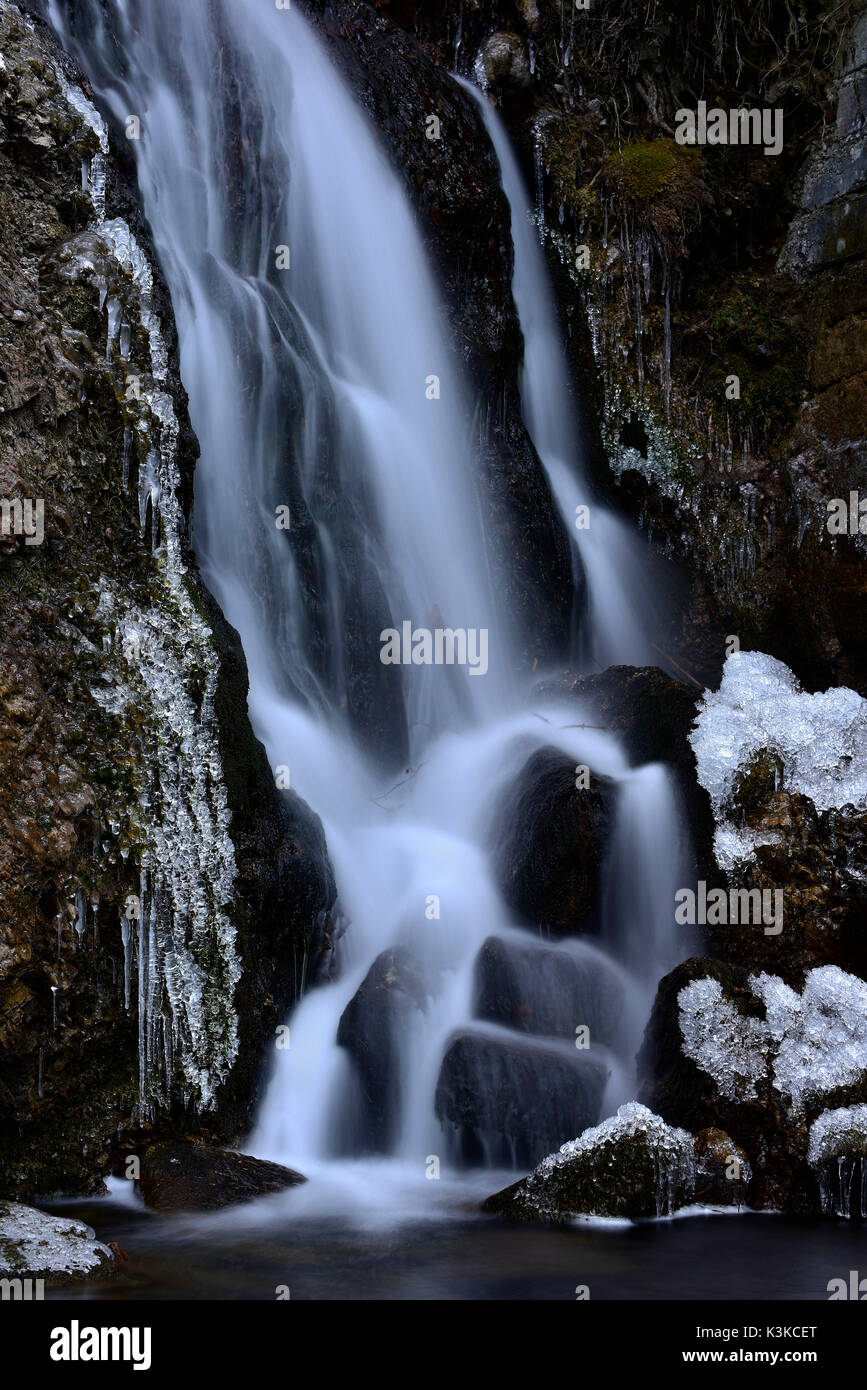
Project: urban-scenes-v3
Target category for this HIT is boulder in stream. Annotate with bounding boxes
[482,1102,696,1222]
[336,946,428,1153]
[473,934,626,1048]
[139,1142,305,1212]
[496,747,617,934]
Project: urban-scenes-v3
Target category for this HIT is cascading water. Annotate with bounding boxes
[48,0,686,1208]
[460,79,668,671]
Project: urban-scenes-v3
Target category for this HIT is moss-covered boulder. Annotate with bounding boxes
[482,1103,695,1222]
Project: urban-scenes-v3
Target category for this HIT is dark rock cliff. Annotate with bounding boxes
[0,1,335,1198]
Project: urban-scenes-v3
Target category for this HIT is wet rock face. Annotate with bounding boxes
[693,1127,751,1206]
[483,1102,695,1222]
[496,746,616,934]
[336,947,427,1153]
[394,0,867,695]
[473,934,625,1047]
[138,1141,305,1213]
[435,1030,608,1169]
[540,664,716,881]
[482,30,531,95]
[0,3,335,1198]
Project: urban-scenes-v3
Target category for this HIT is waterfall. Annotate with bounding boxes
[47,0,685,1199]
[461,80,669,671]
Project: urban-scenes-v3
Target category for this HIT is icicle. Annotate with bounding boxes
[106,295,122,359]
[662,280,671,420]
[122,428,132,489]
[50,985,58,1030]
[121,919,132,1010]
[74,887,87,938]
[138,448,161,542]
[37,1046,44,1099]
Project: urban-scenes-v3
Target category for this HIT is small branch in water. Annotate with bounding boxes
[372,762,429,807]
[532,712,606,730]
[651,643,705,689]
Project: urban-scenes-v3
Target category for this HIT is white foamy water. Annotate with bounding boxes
[48,0,685,1211]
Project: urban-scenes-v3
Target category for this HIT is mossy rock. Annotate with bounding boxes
[609,140,678,200]
[729,748,785,822]
[483,1103,695,1222]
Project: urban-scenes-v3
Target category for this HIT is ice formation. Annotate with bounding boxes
[808,1104,867,1165]
[529,1102,696,1217]
[679,967,867,1112]
[754,968,867,1111]
[58,73,108,222]
[677,977,769,1101]
[808,1106,867,1219]
[0,1203,112,1277]
[690,651,867,869]
[60,73,239,1112]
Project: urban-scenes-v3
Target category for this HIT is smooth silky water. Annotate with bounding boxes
[40,0,853,1296]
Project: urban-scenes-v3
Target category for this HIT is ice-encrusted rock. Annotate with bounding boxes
[0,1203,114,1283]
[678,966,867,1113]
[53,86,241,1115]
[808,1104,867,1165]
[755,968,867,1111]
[690,651,867,871]
[482,1103,695,1222]
[808,1105,867,1219]
[677,977,768,1102]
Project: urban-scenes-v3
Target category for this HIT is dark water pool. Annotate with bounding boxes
[44,1181,867,1301]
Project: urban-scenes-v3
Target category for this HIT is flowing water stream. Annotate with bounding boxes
[46,0,686,1209]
